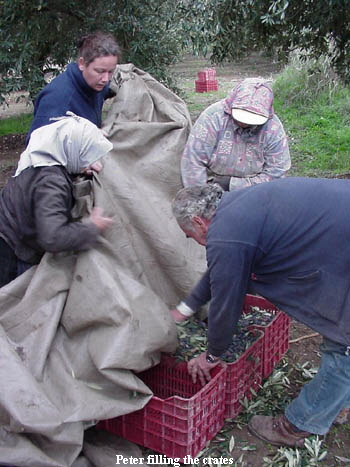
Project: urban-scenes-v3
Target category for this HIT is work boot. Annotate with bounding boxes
[248,414,311,447]
[333,408,350,426]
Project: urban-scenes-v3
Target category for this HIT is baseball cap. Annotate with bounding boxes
[231,108,268,126]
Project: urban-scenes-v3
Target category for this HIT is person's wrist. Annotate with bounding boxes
[206,351,220,364]
[176,301,195,317]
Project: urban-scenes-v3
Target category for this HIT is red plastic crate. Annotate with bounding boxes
[195,79,218,93]
[224,330,264,419]
[197,68,217,81]
[243,294,290,379]
[97,355,226,461]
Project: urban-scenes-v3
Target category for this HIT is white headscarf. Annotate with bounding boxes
[15,113,113,176]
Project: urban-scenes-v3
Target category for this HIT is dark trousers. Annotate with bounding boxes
[0,237,32,288]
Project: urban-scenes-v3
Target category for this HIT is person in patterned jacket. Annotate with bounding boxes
[181,78,291,191]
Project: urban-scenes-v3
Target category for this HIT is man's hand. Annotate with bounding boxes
[187,351,223,386]
[89,207,113,232]
[170,308,188,323]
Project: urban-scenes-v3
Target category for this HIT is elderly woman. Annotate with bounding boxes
[181,78,291,190]
[0,114,113,288]
[27,31,121,141]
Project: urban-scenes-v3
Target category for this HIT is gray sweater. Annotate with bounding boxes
[0,166,99,263]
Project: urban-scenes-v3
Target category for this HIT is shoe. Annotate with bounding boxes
[248,414,311,447]
[333,408,350,425]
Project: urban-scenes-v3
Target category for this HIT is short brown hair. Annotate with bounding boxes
[77,31,121,65]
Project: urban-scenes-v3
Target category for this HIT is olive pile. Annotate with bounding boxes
[240,306,275,327]
[173,306,274,363]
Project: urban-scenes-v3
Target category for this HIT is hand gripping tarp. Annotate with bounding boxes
[0,64,206,466]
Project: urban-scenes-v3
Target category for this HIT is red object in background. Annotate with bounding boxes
[195,67,218,93]
[97,355,226,461]
[197,68,217,81]
[243,294,291,379]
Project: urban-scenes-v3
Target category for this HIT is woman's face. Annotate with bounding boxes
[78,55,118,91]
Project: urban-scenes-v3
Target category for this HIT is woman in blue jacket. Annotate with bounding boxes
[26,31,121,142]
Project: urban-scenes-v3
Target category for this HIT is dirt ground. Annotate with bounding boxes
[228,322,350,466]
[0,54,349,466]
[0,133,26,187]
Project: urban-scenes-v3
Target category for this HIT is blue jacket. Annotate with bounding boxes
[27,63,111,142]
[184,177,350,355]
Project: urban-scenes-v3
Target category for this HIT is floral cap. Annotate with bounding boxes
[224,78,274,125]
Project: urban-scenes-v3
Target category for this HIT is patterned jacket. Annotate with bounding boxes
[181,79,291,190]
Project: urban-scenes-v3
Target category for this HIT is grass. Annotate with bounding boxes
[175,77,233,122]
[272,57,350,177]
[275,95,350,177]
[0,113,32,136]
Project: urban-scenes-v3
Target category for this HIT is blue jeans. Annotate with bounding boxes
[286,337,350,434]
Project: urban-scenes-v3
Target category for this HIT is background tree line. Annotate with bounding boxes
[0,0,348,103]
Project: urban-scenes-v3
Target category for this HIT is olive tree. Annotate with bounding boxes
[201,0,349,83]
[0,0,188,103]
[0,0,348,105]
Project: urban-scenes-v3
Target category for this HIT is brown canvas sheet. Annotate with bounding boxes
[0,64,206,466]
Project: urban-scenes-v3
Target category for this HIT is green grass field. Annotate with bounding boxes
[0,113,32,136]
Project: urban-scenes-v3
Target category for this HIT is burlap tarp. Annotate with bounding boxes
[0,64,206,466]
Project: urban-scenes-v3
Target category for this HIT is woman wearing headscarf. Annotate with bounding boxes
[0,114,113,288]
[181,78,291,191]
[26,31,121,143]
